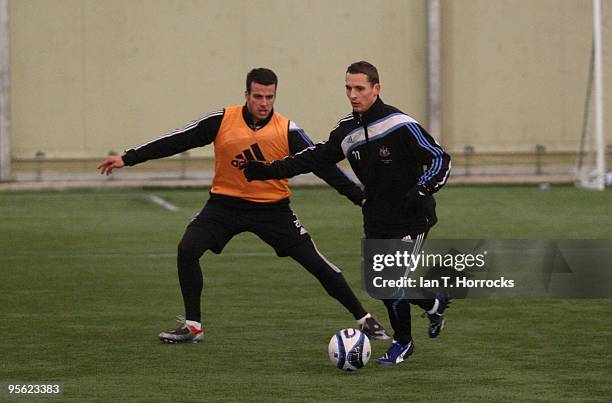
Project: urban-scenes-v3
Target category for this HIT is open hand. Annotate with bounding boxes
[97,155,125,176]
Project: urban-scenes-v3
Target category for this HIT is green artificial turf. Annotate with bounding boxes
[0,186,610,401]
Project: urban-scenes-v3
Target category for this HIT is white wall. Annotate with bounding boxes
[10,0,426,159]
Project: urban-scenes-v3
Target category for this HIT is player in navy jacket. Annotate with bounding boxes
[244,61,452,365]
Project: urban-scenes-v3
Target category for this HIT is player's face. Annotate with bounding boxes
[345,73,380,114]
[245,82,276,122]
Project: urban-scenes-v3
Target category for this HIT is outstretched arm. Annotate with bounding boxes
[244,133,345,182]
[97,109,224,175]
[285,123,363,205]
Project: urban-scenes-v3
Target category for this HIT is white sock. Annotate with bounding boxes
[427,299,440,315]
[357,313,372,325]
[185,320,202,330]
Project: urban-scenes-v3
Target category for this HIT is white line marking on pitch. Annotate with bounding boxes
[146,194,179,211]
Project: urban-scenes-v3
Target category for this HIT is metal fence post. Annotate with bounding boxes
[464,146,474,176]
[35,151,45,181]
[535,145,546,175]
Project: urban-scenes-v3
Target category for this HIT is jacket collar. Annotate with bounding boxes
[242,104,274,130]
[352,96,385,126]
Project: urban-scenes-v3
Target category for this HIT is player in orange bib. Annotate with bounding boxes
[97,68,389,343]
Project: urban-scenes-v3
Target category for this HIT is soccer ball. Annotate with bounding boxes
[328,328,371,371]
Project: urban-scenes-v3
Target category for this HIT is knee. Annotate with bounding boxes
[177,238,201,264]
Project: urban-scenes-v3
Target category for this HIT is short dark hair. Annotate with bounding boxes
[346,61,379,85]
[246,68,278,92]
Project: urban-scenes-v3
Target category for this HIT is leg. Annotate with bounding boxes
[286,239,368,320]
[251,206,388,339]
[380,232,429,343]
[375,232,428,364]
[382,298,413,344]
[160,203,241,344]
[158,211,231,343]
[159,225,218,344]
[176,202,240,323]
[177,225,219,323]
[376,298,415,365]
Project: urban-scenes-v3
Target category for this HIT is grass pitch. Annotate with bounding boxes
[0,186,610,401]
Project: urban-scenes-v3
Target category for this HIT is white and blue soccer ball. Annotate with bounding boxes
[328,328,371,371]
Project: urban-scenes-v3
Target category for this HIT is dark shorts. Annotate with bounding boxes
[187,201,312,257]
